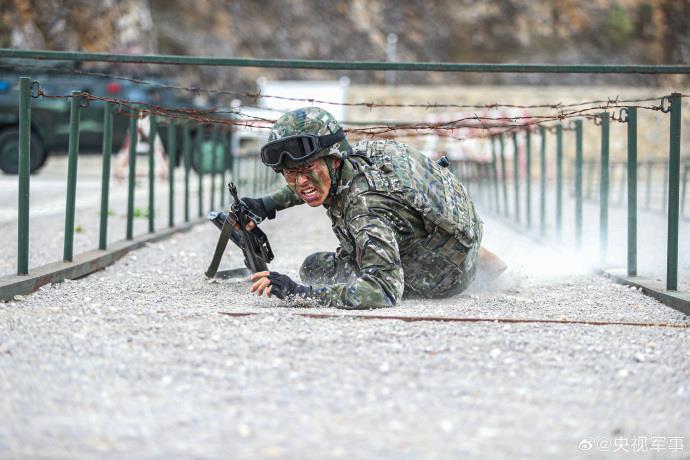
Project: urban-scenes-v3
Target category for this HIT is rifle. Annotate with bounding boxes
[205,182,274,278]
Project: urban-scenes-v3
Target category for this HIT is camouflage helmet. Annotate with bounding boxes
[262,107,350,169]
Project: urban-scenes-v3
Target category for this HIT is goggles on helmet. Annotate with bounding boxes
[260,128,345,168]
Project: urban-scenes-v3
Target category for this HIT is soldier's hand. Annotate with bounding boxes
[233,220,257,232]
[233,197,273,232]
[250,271,312,300]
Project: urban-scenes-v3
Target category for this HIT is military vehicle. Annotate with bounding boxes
[0,61,227,174]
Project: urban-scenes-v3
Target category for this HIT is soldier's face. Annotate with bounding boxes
[283,158,341,206]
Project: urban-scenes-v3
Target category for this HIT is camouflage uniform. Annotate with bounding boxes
[268,139,483,310]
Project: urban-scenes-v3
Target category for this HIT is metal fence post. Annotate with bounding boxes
[599,112,610,266]
[183,123,190,222]
[574,119,583,247]
[539,126,546,237]
[682,162,689,219]
[167,120,176,227]
[197,125,204,217]
[665,93,681,291]
[98,101,113,250]
[147,113,157,233]
[512,131,520,223]
[662,159,669,214]
[556,124,563,238]
[499,134,508,217]
[625,107,637,277]
[126,109,138,240]
[220,128,227,200]
[228,128,237,183]
[525,128,532,229]
[477,161,485,206]
[252,155,259,196]
[63,91,83,261]
[491,136,499,213]
[17,77,32,275]
[210,125,218,211]
[463,161,471,195]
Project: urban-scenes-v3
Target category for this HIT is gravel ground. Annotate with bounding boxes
[1,195,689,459]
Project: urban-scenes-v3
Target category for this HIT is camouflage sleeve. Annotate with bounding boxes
[263,185,304,212]
[310,195,405,309]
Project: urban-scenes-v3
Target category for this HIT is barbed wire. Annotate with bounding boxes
[34,86,673,144]
[4,60,686,112]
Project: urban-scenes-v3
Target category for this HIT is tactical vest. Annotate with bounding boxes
[347,140,482,249]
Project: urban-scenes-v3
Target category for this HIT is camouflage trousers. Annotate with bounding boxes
[300,229,481,299]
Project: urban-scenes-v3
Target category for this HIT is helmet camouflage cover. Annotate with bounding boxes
[266,107,350,169]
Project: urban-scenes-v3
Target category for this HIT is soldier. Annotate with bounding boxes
[238,107,505,309]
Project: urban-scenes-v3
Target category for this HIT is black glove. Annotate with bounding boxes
[268,272,313,300]
[240,197,276,223]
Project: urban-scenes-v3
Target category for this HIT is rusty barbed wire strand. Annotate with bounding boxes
[4,61,686,112]
[35,89,669,144]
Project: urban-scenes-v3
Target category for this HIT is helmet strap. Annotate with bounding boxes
[325,157,342,200]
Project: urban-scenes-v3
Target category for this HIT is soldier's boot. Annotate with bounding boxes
[300,251,359,285]
[475,246,507,284]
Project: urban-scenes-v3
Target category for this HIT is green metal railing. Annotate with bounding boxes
[3,48,690,74]
[3,49,688,307]
[12,76,276,282]
[457,93,686,294]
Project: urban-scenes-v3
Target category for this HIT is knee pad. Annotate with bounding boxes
[300,252,334,282]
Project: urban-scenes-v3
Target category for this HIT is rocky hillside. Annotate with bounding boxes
[2,0,688,93]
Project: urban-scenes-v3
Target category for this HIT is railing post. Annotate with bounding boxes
[525,128,532,229]
[512,131,520,224]
[682,162,689,219]
[499,133,508,217]
[463,161,471,195]
[482,161,489,205]
[555,124,563,239]
[599,112,610,266]
[17,77,32,275]
[210,125,218,211]
[183,123,190,222]
[167,119,176,228]
[197,125,204,217]
[574,119,583,247]
[227,130,234,184]
[220,128,227,201]
[491,136,500,213]
[665,93,681,291]
[539,126,546,237]
[477,161,484,206]
[147,113,157,233]
[126,110,138,240]
[625,107,637,277]
[98,101,113,250]
[63,91,82,261]
[662,159,669,213]
[252,154,259,196]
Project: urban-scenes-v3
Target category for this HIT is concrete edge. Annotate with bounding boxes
[600,269,690,316]
[0,219,206,302]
